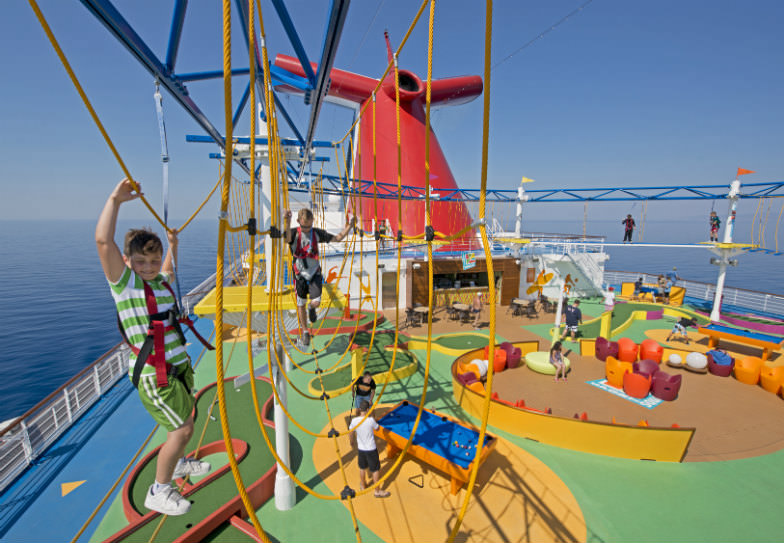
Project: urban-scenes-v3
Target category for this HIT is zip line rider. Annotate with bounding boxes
[284,208,356,347]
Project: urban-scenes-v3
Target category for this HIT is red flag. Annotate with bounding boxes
[737,167,755,177]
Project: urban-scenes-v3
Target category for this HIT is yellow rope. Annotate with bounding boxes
[449,0,496,538]
[775,200,784,253]
[27,0,172,231]
[70,425,157,542]
[210,1,270,540]
[751,196,762,245]
[759,197,772,248]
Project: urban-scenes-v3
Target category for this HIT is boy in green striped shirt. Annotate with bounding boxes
[96,178,210,516]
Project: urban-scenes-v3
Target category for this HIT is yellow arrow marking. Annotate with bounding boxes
[61,480,86,497]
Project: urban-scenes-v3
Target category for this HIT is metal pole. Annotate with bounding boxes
[710,179,741,322]
[723,179,741,244]
[273,343,294,510]
[259,117,275,292]
[514,185,524,238]
[553,281,565,346]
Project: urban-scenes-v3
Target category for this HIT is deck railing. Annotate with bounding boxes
[0,345,130,493]
[0,266,224,494]
[605,270,784,318]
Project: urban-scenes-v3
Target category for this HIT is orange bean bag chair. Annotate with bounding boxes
[639,339,663,364]
[466,380,486,394]
[760,365,784,394]
[483,346,508,373]
[617,337,639,363]
[623,371,652,399]
[606,356,633,389]
[734,356,763,385]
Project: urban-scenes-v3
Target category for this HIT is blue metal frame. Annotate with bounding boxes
[165,0,188,72]
[296,0,351,183]
[77,1,784,206]
[77,0,240,168]
[269,0,317,87]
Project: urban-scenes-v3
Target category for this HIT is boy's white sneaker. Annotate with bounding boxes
[144,485,191,516]
[173,457,211,478]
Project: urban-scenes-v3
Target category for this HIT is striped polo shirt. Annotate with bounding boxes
[109,267,188,375]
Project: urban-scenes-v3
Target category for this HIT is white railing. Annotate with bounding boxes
[0,269,221,494]
[605,270,784,318]
[0,346,130,493]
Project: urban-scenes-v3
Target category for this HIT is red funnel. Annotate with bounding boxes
[274,54,482,248]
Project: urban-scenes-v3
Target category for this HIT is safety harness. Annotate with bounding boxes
[291,226,319,277]
[118,280,214,389]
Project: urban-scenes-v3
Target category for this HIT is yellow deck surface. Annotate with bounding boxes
[315,409,586,543]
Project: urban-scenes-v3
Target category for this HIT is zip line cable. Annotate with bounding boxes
[491,0,594,71]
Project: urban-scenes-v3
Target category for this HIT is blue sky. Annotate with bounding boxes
[1,0,782,226]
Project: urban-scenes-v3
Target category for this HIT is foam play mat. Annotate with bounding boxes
[587,379,663,409]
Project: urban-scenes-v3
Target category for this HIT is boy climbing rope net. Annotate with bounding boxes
[284,208,356,347]
[96,178,213,516]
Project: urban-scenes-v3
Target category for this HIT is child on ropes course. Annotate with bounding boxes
[96,179,211,516]
[622,214,636,243]
[710,211,721,242]
[284,207,356,347]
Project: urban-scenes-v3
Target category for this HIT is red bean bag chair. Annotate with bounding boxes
[639,339,663,364]
[595,336,619,362]
[499,342,523,369]
[707,352,734,377]
[633,359,660,380]
[651,371,682,401]
[623,371,651,399]
[617,337,639,363]
[483,345,508,373]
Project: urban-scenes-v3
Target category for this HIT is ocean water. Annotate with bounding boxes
[0,220,218,422]
[0,217,781,421]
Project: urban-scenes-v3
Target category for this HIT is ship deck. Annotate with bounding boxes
[3,298,784,542]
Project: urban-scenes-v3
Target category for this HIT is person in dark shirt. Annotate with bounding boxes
[352,371,376,414]
[560,298,582,342]
[622,214,636,243]
[633,277,643,300]
[285,208,355,347]
[666,317,698,344]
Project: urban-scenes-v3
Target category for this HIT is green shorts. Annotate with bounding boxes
[136,363,195,432]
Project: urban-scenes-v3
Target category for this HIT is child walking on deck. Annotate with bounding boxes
[97,179,211,516]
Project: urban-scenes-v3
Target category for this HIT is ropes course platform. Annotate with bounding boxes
[192,283,346,316]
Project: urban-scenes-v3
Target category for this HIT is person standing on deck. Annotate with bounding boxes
[348,400,391,498]
[471,292,483,329]
[560,298,582,342]
[603,287,615,315]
